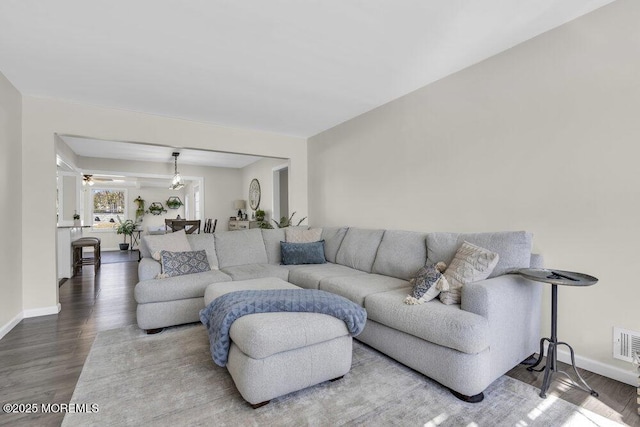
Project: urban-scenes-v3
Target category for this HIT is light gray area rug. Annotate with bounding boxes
[63,325,620,426]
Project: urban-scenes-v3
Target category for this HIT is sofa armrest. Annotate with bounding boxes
[530,253,544,269]
[138,257,161,281]
[461,274,542,380]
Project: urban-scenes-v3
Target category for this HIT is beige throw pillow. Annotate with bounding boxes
[142,229,192,261]
[285,228,322,243]
[439,241,499,305]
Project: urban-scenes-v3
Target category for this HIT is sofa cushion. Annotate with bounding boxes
[186,234,219,270]
[281,241,326,265]
[142,229,191,260]
[204,277,300,305]
[335,228,385,273]
[440,242,499,305]
[138,257,161,282]
[364,287,490,354]
[372,230,428,280]
[317,226,348,263]
[139,238,152,259]
[261,228,286,264]
[287,263,366,290]
[134,270,232,304]
[220,264,289,281]
[214,229,268,268]
[231,313,349,359]
[285,227,322,243]
[319,274,409,306]
[426,231,532,278]
[160,250,211,277]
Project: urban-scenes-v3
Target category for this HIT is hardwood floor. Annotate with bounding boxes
[507,360,639,426]
[0,256,638,426]
[0,257,137,426]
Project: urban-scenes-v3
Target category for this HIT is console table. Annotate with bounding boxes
[518,268,599,398]
[228,220,259,231]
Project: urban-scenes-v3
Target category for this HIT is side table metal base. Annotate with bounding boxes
[518,269,599,399]
[528,338,599,398]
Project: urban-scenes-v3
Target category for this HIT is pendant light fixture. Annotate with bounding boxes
[169,152,185,190]
[82,174,94,186]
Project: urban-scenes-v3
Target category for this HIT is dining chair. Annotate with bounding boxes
[203,218,218,233]
[166,219,201,234]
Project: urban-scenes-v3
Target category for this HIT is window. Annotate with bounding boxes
[91,188,127,229]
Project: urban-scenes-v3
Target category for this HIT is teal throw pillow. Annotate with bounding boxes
[281,241,326,265]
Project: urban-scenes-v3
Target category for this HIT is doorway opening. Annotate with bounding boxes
[272,164,289,223]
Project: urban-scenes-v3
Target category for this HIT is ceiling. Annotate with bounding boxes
[61,135,264,168]
[1,0,616,137]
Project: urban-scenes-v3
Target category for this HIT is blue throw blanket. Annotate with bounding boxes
[199,289,367,367]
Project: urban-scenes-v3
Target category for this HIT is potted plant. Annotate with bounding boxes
[272,212,307,229]
[166,196,183,209]
[255,209,266,222]
[147,202,167,216]
[116,218,136,250]
[134,196,145,223]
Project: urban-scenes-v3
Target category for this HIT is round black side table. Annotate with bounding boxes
[518,268,599,398]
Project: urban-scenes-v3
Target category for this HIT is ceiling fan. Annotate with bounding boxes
[83,174,127,186]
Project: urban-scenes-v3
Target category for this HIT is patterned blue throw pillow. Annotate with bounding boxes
[160,250,211,277]
[280,240,326,265]
[404,262,448,305]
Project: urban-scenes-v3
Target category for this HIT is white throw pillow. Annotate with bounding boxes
[285,228,322,243]
[142,229,192,261]
[439,241,499,305]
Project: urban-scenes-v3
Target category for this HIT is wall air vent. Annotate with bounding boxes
[613,327,640,363]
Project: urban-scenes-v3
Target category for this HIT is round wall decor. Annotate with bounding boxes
[249,178,261,210]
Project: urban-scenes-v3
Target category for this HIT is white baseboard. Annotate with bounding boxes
[0,312,23,340]
[542,344,637,386]
[23,303,62,318]
[0,304,63,341]
[555,348,637,387]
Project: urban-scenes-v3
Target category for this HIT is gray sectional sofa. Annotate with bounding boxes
[135,226,542,400]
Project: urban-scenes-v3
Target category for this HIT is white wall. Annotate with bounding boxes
[308,0,640,382]
[0,71,23,336]
[241,158,292,225]
[21,96,307,315]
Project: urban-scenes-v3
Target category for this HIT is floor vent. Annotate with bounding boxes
[613,327,640,363]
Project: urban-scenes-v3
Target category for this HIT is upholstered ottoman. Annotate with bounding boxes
[203,277,354,407]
